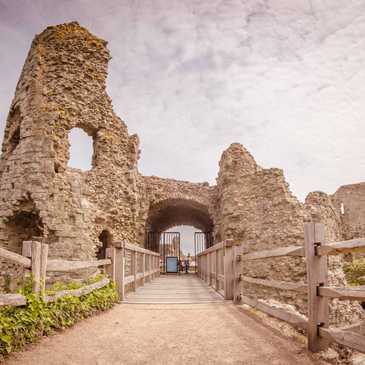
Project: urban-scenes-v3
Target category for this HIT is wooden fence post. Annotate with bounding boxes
[113,242,125,300]
[31,241,41,295]
[224,239,234,300]
[107,242,125,301]
[233,243,242,304]
[215,250,219,290]
[207,252,211,285]
[40,244,48,298]
[133,251,138,291]
[142,253,146,285]
[304,222,329,352]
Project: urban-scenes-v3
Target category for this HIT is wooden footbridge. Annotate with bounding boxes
[1,223,365,364]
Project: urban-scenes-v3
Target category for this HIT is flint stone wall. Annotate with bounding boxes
[0,22,363,325]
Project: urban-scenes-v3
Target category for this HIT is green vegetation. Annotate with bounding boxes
[343,258,365,286]
[0,276,118,356]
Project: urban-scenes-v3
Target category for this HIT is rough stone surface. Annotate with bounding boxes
[0,22,363,328]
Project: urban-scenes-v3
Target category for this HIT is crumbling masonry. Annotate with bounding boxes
[1,22,364,324]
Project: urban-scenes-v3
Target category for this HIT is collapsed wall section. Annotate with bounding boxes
[216,143,364,325]
[0,22,142,287]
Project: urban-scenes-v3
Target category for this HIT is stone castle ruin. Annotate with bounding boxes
[1,22,364,324]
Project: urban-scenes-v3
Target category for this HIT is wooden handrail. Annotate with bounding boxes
[316,238,365,256]
[47,258,111,272]
[319,327,365,353]
[241,246,304,261]
[0,247,31,268]
[0,293,27,307]
[240,295,308,330]
[318,286,365,301]
[45,278,110,303]
[123,242,160,256]
[197,241,224,256]
[240,276,307,293]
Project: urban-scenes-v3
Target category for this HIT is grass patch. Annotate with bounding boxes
[0,276,118,356]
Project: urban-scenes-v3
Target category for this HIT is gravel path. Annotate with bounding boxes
[4,301,327,365]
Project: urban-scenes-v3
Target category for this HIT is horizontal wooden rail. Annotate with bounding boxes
[241,246,304,261]
[0,293,27,307]
[241,276,307,293]
[124,242,160,256]
[319,327,365,353]
[197,241,224,256]
[240,295,308,330]
[45,278,110,303]
[47,258,111,272]
[318,286,365,301]
[316,238,365,256]
[0,247,31,268]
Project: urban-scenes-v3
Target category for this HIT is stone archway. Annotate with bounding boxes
[144,198,214,252]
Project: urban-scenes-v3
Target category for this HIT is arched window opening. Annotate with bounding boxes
[8,127,20,154]
[97,230,112,260]
[68,127,94,171]
[3,106,22,155]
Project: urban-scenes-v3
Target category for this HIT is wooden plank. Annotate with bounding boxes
[40,244,49,298]
[317,238,365,256]
[31,241,41,295]
[233,244,242,303]
[319,327,365,354]
[124,242,159,256]
[124,275,134,285]
[240,295,307,330]
[47,258,111,272]
[0,293,27,307]
[224,241,234,299]
[241,276,307,293]
[241,246,304,261]
[197,241,224,256]
[304,222,329,352]
[0,247,31,268]
[22,241,32,257]
[319,286,365,301]
[340,321,365,335]
[113,247,125,300]
[133,251,138,291]
[45,278,110,303]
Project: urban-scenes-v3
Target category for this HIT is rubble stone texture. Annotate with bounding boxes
[0,22,363,324]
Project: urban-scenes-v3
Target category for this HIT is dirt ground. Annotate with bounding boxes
[3,302,328,365]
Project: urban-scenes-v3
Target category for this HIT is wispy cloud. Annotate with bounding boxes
[1,0,365,205]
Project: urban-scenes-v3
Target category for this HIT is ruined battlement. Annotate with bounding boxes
[0,23,363,324]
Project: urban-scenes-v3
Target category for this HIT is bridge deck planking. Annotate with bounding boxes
[124,274,224,304]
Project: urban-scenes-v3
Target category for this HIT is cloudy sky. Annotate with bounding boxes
[1,0,365,251]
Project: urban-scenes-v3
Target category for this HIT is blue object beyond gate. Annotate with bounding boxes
[166,256,178,273]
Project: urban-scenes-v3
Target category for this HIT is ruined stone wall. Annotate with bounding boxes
[331,182,365,241]
[0,22,216,289]
[0,22,363,329]
[0,23,143,287]
[215,144,364,325]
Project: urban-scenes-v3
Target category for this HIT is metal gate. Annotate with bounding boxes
[146,232,181,273]
[194,232,213,273]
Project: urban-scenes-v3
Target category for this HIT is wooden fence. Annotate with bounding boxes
[197,239,234,299]
[0,240,159,307]
[197,222,365,354]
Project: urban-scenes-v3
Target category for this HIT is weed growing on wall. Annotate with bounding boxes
[343,259,365,286]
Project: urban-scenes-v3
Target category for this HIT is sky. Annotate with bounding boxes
[1,1,365,228]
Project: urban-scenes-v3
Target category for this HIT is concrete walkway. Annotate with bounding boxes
[4,276,328,365]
